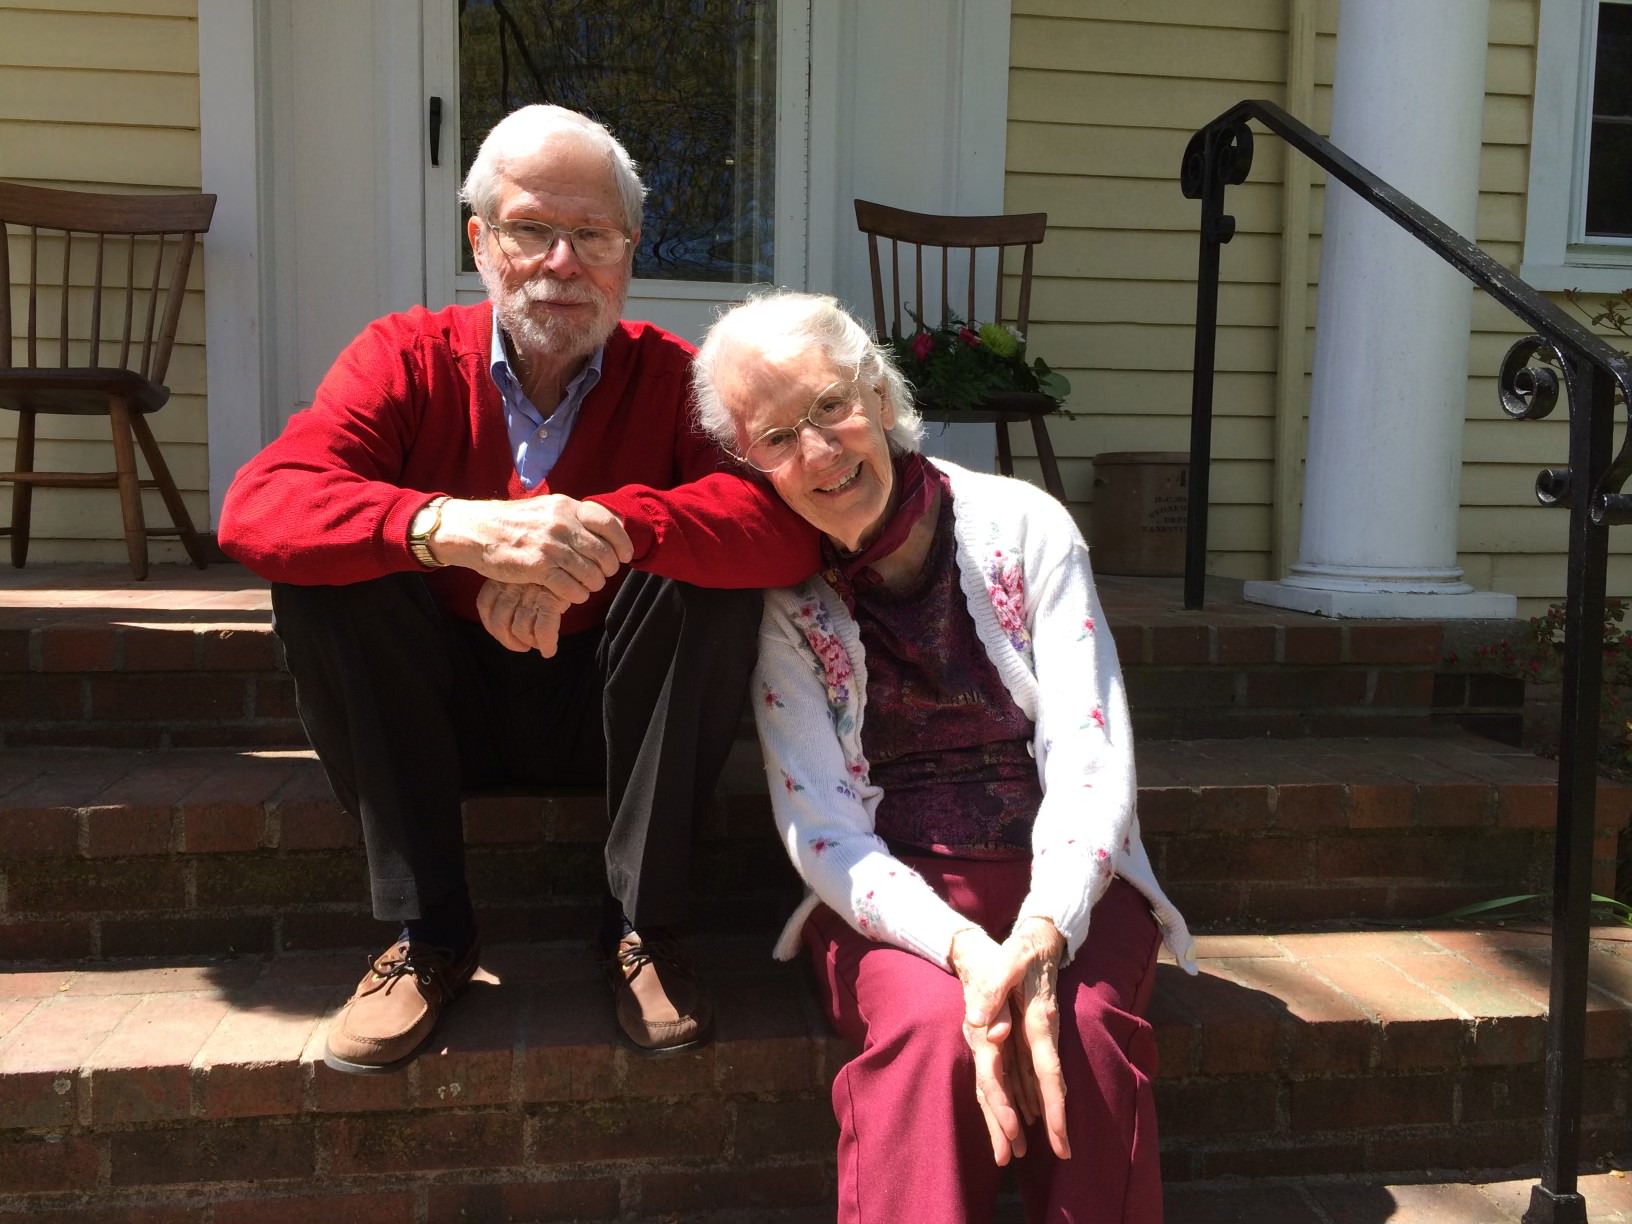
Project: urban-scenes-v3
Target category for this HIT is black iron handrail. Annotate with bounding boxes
[1181,99,1632,1224]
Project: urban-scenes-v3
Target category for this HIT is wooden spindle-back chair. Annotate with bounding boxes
[0,182,217,578]
[854,198,1065,500]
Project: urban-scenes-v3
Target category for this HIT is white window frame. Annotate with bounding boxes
[1522,0,1632,291]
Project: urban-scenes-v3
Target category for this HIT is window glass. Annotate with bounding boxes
[456,0,777,283]
[1586,1,1632,237]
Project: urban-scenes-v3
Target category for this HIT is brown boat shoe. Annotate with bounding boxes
[323,937,481,1074]
[606,930,714,1057]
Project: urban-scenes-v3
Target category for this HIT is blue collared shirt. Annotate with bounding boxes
[489,311,603,490]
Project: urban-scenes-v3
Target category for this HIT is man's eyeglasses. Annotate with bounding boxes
[485,217,632,267]
[734,379,867,473]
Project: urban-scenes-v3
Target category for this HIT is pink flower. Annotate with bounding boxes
[911,331,935,362]
[810,837,833,854]
[958,326,980,347]
[1090,707,1106,729]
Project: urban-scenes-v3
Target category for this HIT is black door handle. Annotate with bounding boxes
[429,96,443,166]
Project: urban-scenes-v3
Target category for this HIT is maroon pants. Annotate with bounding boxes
[803,860,1163,1224]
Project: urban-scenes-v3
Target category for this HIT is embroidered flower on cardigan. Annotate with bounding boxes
[986,550,1031,653]
[856,889,882,932]
[761,683,785,709]
[809,836,835,855]
[794,599,854,729]
[1078,615,1096,639]
[781,770,805,794]
[835,781,859,801]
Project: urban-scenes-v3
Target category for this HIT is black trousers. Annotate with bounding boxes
[270,571,761,929]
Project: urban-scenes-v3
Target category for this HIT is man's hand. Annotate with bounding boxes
[475,579,569,656]
[433,495,634,600]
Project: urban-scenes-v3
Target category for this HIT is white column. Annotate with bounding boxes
[1243,0,1515,618]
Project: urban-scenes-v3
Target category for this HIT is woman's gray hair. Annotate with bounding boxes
[692,291,924,460]
[460,104,646,233]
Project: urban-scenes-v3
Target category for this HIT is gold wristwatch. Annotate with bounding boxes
[408,495,449,569]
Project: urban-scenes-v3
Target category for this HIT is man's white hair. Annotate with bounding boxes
[460,104,646,232]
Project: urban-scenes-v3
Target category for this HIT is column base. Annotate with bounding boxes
[1242,578,1517,619]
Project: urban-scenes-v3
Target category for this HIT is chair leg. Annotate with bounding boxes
[1030,414,1067,503]
[9,410,36,568]
[995,420,1015,478]
[107,397,150,581]
[130,411,208,570]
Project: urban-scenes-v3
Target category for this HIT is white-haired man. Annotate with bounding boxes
[220,104,817,1071]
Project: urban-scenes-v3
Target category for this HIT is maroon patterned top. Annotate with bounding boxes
[855,483,1042,856]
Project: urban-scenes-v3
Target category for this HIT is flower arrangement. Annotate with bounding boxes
[881,311,1071,415]
[1460,596,1632,775]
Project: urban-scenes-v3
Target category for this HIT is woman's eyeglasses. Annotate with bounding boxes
[735,379,867,472]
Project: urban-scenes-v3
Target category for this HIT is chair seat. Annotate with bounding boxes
[913,389,1060,425]
[0,368,170,416]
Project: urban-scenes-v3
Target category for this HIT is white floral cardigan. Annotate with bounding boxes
[754,459,1197,975]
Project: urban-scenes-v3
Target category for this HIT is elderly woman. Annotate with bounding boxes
[692,291,1197,1224]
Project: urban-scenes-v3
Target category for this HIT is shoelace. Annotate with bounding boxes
[611,937,694,980]
[370,946,451,996]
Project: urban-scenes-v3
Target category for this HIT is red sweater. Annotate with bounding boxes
[218,302,820,636]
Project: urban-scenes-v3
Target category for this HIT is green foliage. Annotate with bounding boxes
[1438,892,1632,928]
[881,312,1072,415]
[1465,597,1632,774]
[1564,286,1632,338]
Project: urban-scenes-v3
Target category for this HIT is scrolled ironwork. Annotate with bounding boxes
[1179,119,1253,201]
[1536,467,1572,508]
[1499,336,1563,421]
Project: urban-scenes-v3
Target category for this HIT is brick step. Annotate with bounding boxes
[3,735,1628,961]
[1,927,1629,1221]
[0,565,1511,748]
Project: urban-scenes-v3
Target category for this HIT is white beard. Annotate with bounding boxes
[477,254,625,370]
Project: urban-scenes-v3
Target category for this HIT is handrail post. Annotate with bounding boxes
[1180,123,1246,610]
[1523,362,1613,1224]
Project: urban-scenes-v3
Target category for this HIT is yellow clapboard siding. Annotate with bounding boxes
[0,65,195,127]
[1033,322,1282,375]
[1015,0,1288,32]
[1006,122,1274,183]
[1008,174,1284,235]
[0,7,196,74]
[1009,69,1287,131]
[1078,369,1278,418]
[1033,277,1283,328]
[1063,414,1273,460]
[1038,227,1286,284]
[1011,17,1288,84]
[0,121,199,188]
[0,0,194,15]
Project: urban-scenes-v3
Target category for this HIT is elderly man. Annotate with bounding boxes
[219,104,817,1072]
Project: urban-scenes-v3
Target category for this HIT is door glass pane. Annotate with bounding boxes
[457,0,777,282]
[1586,1,1632,237]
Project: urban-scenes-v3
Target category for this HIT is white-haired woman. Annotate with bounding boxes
[692,291,1196,1224]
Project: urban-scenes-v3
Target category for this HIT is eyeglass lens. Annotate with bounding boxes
[744,382,862,470]
[492,220,627,266]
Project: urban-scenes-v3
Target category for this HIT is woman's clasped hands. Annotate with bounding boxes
[950,916,1072,1166]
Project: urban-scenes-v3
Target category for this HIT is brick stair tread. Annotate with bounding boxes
[3,731,1619,837]
[2,926,1629,1201]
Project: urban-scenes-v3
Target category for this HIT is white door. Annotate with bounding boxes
[419,0,811,344]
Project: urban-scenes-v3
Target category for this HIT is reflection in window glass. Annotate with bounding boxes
[1586,1,1632,237]
[457,0,777,282]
